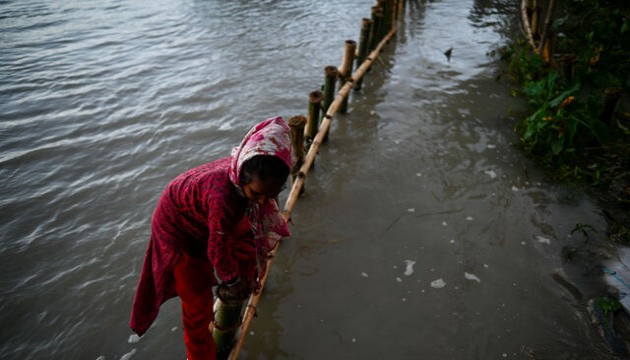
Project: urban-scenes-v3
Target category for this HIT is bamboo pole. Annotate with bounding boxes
[368,6,384,51]
[305,90,323,144]
[288,115,307,194]
[225,24,399,360]
[531,1,540,40]
[354,18,372,91]
[322,66,339,142]
[382,0,393,37]
[212,298,246,359]
[536,0,556,57]
[521,0,537,53]
[338,40,357,113]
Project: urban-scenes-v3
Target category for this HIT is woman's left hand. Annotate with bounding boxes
[217,277,251,302]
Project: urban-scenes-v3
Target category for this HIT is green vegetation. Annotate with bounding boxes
[504,1,630,193]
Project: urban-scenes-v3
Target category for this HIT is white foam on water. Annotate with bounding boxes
[120,349,137,360]
[361,272,369,278]
[442,221,448,226]
[466,216,474,221]
[484,169,497,179]
[464,272,481,283]
[396,277,402,282]
[128,334,140,344]
[512,185,519,191]
[403,260,416,276]
[407,208,415,213]
[430,278,446,288]
[536,235,551,244]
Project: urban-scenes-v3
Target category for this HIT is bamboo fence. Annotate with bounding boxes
[210,1,403,358]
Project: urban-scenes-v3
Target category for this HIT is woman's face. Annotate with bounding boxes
[242,177,285,205]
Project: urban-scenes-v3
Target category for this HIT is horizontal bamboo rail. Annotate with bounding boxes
[226,25,398,360]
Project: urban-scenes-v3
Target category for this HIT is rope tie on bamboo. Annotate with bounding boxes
[247,304,258,318]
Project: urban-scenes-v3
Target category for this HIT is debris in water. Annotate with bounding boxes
[487,144,496,149]
[404,260,416,276]
[361,272,369,278]
[466,216,474,221]
[430,278,446,288]
[250,331,255,335]
[464,272,481,283]
[450,239,455,243]
[521,241,527,245]
[396,277,402,282]
[128,334,140,344]
[444,47,453,61]
[171,327,177,332]
[536,235,551,244]
[120,349,137,360]
[442,221,448,226]
[370,110,376,115]
[483,264,489,268]
[512,185,519,191]
[484,170,497,179]
[352,338,357,343]
[416,172,422,177]
[407,208,415,213]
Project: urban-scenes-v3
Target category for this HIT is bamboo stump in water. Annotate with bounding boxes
[355,18,372,91]
[306,90,323,146]
[338,40,357,113]
[322,66,338,143]
[212,298,246,359]
[288,115,307,195]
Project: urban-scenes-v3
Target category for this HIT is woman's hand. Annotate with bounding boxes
[217,277,251,302]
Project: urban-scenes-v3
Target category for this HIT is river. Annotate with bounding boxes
[0,0,618,359]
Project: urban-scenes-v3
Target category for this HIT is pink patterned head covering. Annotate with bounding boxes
[228,117,292,282]
[228,116,292,189]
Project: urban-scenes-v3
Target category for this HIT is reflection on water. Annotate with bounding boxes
[0,0,616,359]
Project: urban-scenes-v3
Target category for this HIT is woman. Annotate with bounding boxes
[129,117,292,360]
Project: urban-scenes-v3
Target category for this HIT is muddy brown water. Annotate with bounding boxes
[0,0,621,359]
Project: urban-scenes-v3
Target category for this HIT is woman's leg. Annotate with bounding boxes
[174,252,216,360]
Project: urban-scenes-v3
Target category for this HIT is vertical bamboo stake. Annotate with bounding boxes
[288,115,307,195]
[355,18,372,91]
[531,3,541,40]
[306,90,323,145]
[212,298,246,359]
[368,6,384,51]
[322,66,338,143]
[338,40,357,113]
[600,87,622,124]
[382,0,393,37]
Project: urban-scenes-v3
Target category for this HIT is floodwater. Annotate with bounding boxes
[0,0,620,359]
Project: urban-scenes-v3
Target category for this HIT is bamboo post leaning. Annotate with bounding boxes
[226,25,399,360]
